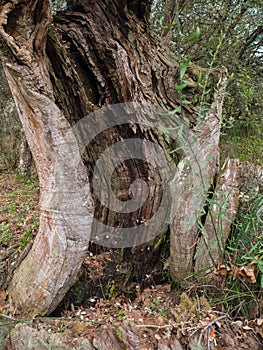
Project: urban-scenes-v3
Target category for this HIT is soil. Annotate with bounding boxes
[0,171,262,349]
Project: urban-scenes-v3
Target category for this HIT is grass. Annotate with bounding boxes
[192,128,262,318]
[205,124,263,318]
[199,190,263,319]
[228,192,262,269]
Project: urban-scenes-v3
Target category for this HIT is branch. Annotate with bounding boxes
[239,25,263,60]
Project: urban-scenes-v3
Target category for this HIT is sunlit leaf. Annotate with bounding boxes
[197,72,203,84]
[187,27,200,42]
[181,98,192,105]
[179,57,191,81]
[176,82,191,91]
[162,22,175,30]
[169,106,181,114]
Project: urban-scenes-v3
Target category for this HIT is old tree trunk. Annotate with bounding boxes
[0,0,234,316]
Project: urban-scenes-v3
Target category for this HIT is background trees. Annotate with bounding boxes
[152,0,263,163]
[1,0,262,172]
[1,0,261,183]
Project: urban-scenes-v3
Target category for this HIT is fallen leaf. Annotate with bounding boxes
[209,328,216,341]
[239,266,256,283]
[243,325,253,330]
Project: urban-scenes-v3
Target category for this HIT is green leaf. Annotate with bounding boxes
[256,260,263,273]
[192,95,198,103]
[199,221,208,238]
[187,27,200,42]
[169,106,181,114]
[162,22,175,30]
[177,124,184,138]
[164,134,170,143]
[197,72,203,84]
[176,82,191,91]
[194,245,204,260]
[207,199,223,208]
[181,98,192,105]
[179,57,191,81]
[169,146,184,154]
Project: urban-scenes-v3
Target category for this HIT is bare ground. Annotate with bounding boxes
[0,172,262,349]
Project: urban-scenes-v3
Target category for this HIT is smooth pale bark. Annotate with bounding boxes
[169,70,228,281]
[0,0,93,315]
[194,158,263,278]
[194,158,241,276]
[18,129,32,178]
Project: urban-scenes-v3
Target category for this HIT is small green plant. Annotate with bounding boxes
[207,192,263,318]
[8,191,16,197]
[105,279,116,298]
[145,298,169,317]
[19,227,34,248]
[117,314,129,321]
[0,203,16,214]
[115,329,123,339]
[15,172,35,185]
[0,224,12,245]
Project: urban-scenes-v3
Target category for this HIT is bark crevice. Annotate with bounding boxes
[0,0,229,315]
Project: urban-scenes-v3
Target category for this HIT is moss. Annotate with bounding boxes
[173,293,211,325]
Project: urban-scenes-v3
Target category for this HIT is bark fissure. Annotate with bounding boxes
[0,0,228,315]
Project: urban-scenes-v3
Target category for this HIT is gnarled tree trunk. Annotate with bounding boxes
[0,0,227,316]
[0,0,93,315]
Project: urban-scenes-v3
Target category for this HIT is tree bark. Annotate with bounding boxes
[194,159,263,278]
[169,69,227,281]
[194,158,241,277]
[0,0,227,315]
[0,0,93,315]
[18,129,33,178]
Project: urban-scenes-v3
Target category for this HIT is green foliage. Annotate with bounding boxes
[105,280,116,298]
[145,298,169,317]
[0,224,12,245]
[221,132,263,166]
[151,2,263,321]
[186,27,200,42]
[15,173,35,185]
[1,204,16,214]
[19,227,34,249]
[115,329,123,339]
[179,57,191,82]
[117,309,129,321]
[229,193,263,269]
[205,192,263,318]
[151,0,263,137]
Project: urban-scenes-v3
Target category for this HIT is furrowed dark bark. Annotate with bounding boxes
[0,0,227,315]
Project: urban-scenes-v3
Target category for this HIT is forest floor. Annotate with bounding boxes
[0,171,263,350]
